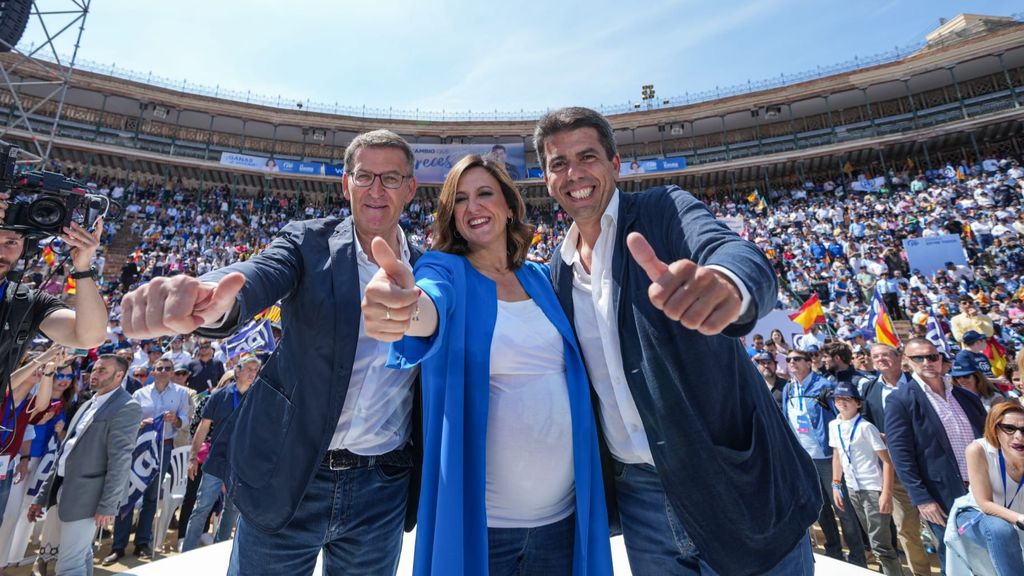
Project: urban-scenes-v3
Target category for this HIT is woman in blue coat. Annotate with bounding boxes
[363,154,611,576]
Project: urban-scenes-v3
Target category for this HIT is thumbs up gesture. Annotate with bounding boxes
[122,272,246,338]
[626,232,743,336]
[362,237,421,342]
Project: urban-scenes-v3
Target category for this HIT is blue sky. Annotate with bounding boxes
[16,0,1023,115]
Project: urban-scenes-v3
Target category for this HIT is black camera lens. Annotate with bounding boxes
[27,198,66,228]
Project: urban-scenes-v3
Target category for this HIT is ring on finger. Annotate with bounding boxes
[385,307,391,321]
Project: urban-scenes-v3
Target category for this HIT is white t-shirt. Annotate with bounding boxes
[828,415,887,491]
[486,299,574,528]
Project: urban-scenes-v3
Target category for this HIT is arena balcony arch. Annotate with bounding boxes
[0,12,1023,202]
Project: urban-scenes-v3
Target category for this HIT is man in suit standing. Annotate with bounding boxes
[885,338,986,573]
[28,354,141,576]
[536,107,820,576]
[119,130,422,576]
[861,343,930,576]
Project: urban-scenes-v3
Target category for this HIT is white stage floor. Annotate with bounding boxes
[124,531,877,575]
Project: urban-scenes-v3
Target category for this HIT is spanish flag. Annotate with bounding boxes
[788,294,825,334]
[985,337,1008,378]
[64,276,76,295]
[868,289,901,348]
[42,246,55,267]
[254,304,281,324]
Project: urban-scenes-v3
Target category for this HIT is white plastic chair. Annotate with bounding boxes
[153,445,190,551]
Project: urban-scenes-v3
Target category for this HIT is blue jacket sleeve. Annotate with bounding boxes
[884,393,932,506]
[388,254,457,369]
[656,188,777,334]
[198,222,306,334]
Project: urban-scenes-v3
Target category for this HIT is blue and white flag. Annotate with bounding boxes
[118,417,164,519]
[224,319,277,358]
[925,310,953,357]
[26,434,60,498]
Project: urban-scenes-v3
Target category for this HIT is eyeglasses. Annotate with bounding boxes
[350,171,409,190]
[54,373,74,381]
[996,423,1024,436]
[153,366,173,372]
[786,357,808,363]
[755,360,775,366]
[907,353,942,364]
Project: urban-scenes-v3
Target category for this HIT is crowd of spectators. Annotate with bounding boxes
[3,150,1024,572]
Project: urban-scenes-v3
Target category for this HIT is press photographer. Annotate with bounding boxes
[0,151,110,521]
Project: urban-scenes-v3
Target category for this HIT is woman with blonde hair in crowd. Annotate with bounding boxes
[363,154,611,575]
[947,402,1024,574]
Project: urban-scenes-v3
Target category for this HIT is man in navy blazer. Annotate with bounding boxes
[537,107,820,576]
[885,338,985,573]
[120,130,423,576]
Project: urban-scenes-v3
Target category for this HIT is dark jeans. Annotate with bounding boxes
[614,461,815,575]
[113,441,173,551]
[487,513,575,576]
[811,457,867,566]
[177,468,202,540]
[226,460,411,576]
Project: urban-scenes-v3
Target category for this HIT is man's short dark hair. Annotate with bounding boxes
[822,342,853,364]
[533,106,617,170]
[100,353,129,377]
[491,144,506,153]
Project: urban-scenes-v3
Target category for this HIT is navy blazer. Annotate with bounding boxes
[552,187,820,576]
[860,371,912,434]
[197,217,422,533]
[884,379,985,512]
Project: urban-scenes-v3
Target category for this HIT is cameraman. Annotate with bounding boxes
[0,192,109,518]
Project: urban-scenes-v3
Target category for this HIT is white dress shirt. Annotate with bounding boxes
[328,234,417,455]
[560,190,752,466]
[58,388,117,477]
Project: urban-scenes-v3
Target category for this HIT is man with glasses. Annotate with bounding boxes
[118,129,422,576]
[187,338,224,394]
[885,338,986,573]
[782,349,867,567]
[104,356,190,564]
[860,344,930,576]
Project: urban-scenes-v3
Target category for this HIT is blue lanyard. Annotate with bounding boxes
[999,449,1024,510]
[794,381,805,411]
[232,387,239,411]
[838,415,863,465]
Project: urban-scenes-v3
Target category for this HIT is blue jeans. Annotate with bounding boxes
[811,457,867,566]
[955,508,1024,575]
[488,513,575,576]
[113,440,173,551]
[613,461,815,575]
[927,521,947,574]
[227,460,410,576]
[181,472,239,552]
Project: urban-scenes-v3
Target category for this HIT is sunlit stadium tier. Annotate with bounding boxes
[0,13,1023,201]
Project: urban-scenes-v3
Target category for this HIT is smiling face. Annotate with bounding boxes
[542,127,620,232]
[453,167,510,255]
[833,396,861,420]
[342,147,416,244]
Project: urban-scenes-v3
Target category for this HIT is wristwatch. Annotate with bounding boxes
[69,268,98,281]
[1017,514,1024,531]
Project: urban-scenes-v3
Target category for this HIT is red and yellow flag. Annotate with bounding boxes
[788,294,825,334]
[869,289,901,348]
[985,337,1007,377]
[41,246,55,267]
[64,276,76,295]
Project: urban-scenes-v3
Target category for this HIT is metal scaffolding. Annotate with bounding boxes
[0,0,90,164]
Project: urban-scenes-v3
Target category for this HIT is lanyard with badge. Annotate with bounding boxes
[999,449,1024,510]
[232,387,240,411]
[794,381,812,434]
[837,415,863,484]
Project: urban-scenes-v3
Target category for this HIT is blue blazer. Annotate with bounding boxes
[197,217,422,533]
[884,380,986,512]
[551,187,820,576]
[389,253,611,576]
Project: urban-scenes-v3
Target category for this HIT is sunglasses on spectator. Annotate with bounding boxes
[996,423,1024,436]
[907,354,942,364]
[54,373,74,381]
[153,366,173,372]
[755,360,775,365]
[786,357,808,363]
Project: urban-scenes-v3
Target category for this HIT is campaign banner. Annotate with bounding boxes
[219,152,343,178]
[411,143,526,182]
[902,234,968,279]
[118,418,164,519]
[25,435,59,498]
[619,156,687,177]
[224,319,277,358]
